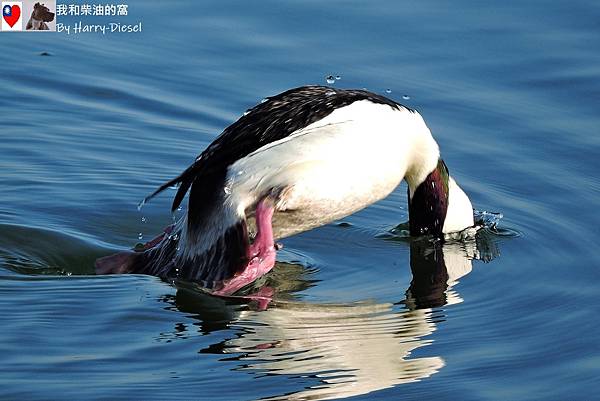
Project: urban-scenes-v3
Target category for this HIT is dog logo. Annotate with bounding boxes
[26,2,53,30]
[2,2,23,30]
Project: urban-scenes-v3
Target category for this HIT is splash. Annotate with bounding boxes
[473,210,503,229]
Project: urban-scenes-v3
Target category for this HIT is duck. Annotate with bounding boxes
[95,85,475,294]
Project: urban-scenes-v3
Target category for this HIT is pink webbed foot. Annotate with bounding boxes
[212,197,278,296]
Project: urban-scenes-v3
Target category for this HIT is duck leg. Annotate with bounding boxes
[213,196,277,295]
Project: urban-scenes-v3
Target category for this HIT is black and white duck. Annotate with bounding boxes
[96,85,475,294]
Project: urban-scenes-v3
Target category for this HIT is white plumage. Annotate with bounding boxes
[225,99,471,239]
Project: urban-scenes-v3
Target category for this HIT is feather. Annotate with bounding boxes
[141,86,413,213]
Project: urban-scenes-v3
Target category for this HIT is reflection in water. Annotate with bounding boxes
[163,231,501,401]
[227,303,442,401]
[0,221,501,400]
[408,237,481,310]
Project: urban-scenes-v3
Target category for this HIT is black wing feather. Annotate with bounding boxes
[140,162,201,212]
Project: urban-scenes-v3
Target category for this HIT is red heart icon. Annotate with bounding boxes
[3,4,21,28]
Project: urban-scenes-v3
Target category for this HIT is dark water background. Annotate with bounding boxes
[1,1,599,400]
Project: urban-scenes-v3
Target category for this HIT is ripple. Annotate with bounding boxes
[0,223,104,277]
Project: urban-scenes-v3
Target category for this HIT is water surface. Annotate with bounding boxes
[1,1,599,400]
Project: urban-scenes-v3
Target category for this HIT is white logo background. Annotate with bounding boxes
[2,1,23,31]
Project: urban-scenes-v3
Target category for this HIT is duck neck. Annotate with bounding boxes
[408,159,450,236]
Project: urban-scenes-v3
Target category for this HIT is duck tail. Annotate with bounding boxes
[140,162,199,212]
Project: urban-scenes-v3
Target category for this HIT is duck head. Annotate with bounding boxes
[405,157,474,236]
[400,116,474,237]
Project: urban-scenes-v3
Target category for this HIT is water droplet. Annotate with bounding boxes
[261,98,268,103]
[335,75,341,80]
[172,234,179,241]
[141,216,147,223]
[177,206,182,211]
[137,200,145,211]
[224,186,232,195]
[326,75,335,84]
[385,88,392,94]
[243,110,251,116]
[138,233,143,240]
[175,246,181,252]
[402,95,410,100]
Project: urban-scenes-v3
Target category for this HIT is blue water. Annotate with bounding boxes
[1,1,599,400]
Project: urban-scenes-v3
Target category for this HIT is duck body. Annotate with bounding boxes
[95,86,474,293]
[229,96,434,239]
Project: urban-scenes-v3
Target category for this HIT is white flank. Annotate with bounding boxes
[225,100,444,238]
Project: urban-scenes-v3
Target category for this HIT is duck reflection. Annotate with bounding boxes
[228,303,443,401]
[161,231,499,401]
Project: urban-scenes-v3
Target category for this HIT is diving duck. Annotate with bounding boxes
[95,85,474,294]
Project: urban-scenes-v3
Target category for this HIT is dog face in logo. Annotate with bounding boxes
[26,2,54,30]
[32,2,54,21]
